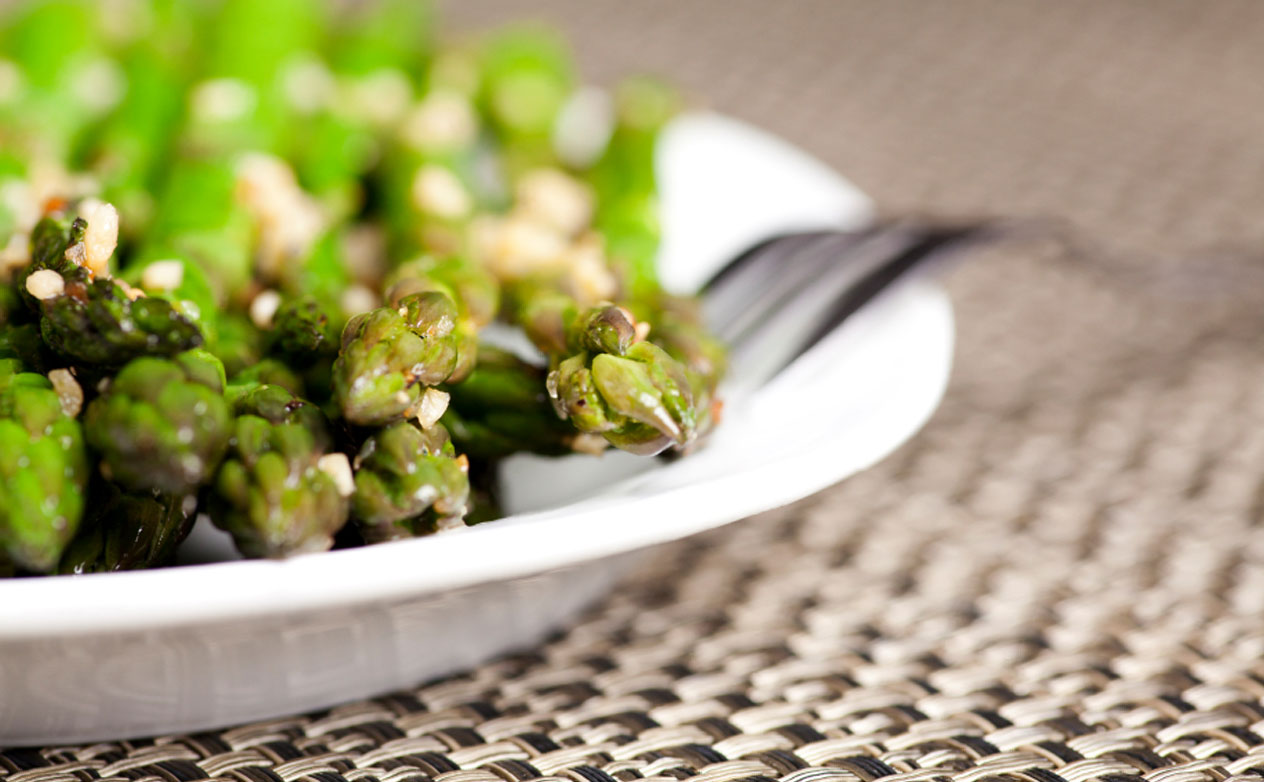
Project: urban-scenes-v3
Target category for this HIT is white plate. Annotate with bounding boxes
[0,112,953,745]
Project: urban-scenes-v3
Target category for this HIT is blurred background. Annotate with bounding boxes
[439,0,1264,696]
[444,0,1264,256]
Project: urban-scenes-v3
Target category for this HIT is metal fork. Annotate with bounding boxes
[702,219,1010,388]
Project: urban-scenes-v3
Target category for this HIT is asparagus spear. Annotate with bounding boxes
[199,0,327,153]
[625,292,726,442]
[634,294,725,392]
[0,358,89,572]
[332,291,475,426]
[0,322,50,370]
[137,156,254,303]
[375,57,495,323]
[0,0,116,171]
[227,358,305,399]
[138,0,326,302]
[213,311,265,378]
[506,283,701,455]
[352,419,469,541]
[85,2,198,236]
[37,265,203,366]
[283,4,430,225]
[384,255,499,328]
[57,483,196,573]
[210,383,350,558]
[549,338,698,456]
[120,255,220,349]
[330,0,434,82]
[442,345,580,459]
[286,0,432,212]
[587,78,680,301]
[268,294,338,360]
[478,26,574,179]
[84,349,230,494]
[24,203,205,368]
[15,210,88,309]
[379,88,483,257]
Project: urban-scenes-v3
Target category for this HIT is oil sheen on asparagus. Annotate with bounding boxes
[0,0,724,575]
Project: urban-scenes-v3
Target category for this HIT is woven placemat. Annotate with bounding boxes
[8,0,1264,777]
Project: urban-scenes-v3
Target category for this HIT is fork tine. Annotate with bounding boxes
[718,233,864,346]
[789,223,994,365]
[703,230,874,339]
[702,232,831,335]
[703,229,842,291]
[720,224,918,385]
[717,221,993,388]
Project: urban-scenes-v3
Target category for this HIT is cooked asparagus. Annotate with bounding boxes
[0,358,89,572]
[0,0,726,576]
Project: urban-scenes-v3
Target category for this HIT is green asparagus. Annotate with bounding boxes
[0,0,726,576]
[39,266,204,366]
[84,349,230,494]
[443,346,578,458]
[0,358,88,572]
[211,383,350,557]
[352,420,469,541]
[58,484,196,574]
[269,295,338,360]
[511,288,704,454]
[590,78,681,300]
[333,291,475,426]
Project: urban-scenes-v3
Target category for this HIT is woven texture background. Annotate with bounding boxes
[8,0,1264,778]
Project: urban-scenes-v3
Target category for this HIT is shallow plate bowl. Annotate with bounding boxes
[0,113,953,745]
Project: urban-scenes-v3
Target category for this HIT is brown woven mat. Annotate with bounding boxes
[8,0,1264,777]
